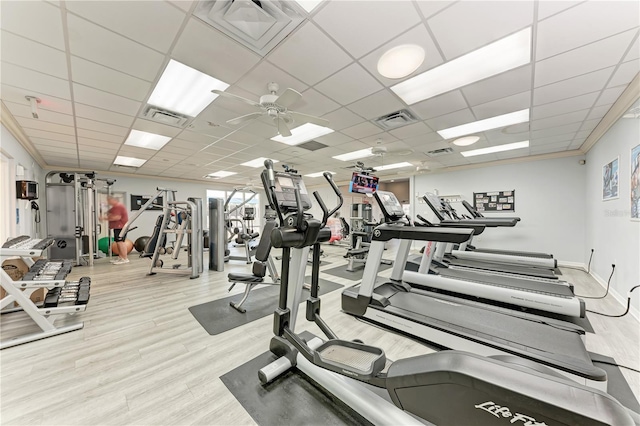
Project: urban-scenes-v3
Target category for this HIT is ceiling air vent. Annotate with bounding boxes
[194,0,305,57]
[373,109,419,130]
[298,140,328,151]
[425,147,454,157]
[141,106,190,128]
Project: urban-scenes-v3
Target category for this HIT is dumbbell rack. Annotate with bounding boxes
[1,236,91,349]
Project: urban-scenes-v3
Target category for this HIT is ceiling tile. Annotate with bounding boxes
[424,109,476,133]
[2,101,74,126]
[341,122,383,139]
[294,88,340,117]
[65,1,185,52]
[529,141,572,155]
[389,122,433,140]
[568,139,585,150]
[595,86,626,106]
[116,146,155,159]
[1,31,68,79]
[471,91,531,120]
[172,18,261,85]
[534,30,636,87]
[607,60,640,88]
[15,117,75,136]
[74,103,135,128]
[321,108,365,131]
[1,63,71,100]
[359,132,398,146]
[0,1,65,50]
[77,138,121,149]
[76,128,124,144]
[27,130,75,143]
[530,109,589,131]
[313,1,421,58]
[234,62,307,98]
[531,122,582,139]
[131,118,182,138]
[428,1,534,60]
[75,117,129,137]
[346,90,405,120]
[461,65,532,106]
[587,104,612,121]
[315,63,383,105]
[573,130,593,141]
[67,14,165,81]
[267,22,352,86]
[70,56,151,101]
[411,90,468,120]
[532,92,599,119]
[168,1,193,12]
[175,131,218,145]
[533,67,613,106]
[536,1,640,60]
[358,24,444,87]
[538,1,581,21]
[529,133,577,146]
[72,83,142,116]
[625,36,640,62]
[314,132,354,147]
[77,143,119,154]
[1,85,72,115]
[415,1,455,19]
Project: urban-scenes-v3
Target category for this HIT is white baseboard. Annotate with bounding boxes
[556,260,587,272]
[590,270,640,323]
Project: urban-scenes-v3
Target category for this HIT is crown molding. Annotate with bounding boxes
[581,72,640,153]
[0,101,47,168]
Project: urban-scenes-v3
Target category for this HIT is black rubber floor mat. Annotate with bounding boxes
[221,350,371,426]
[188,278,342,335]
[589,352,640,413]
[322,262,393,281]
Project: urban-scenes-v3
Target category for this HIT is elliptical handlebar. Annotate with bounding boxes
[264,159,284,225]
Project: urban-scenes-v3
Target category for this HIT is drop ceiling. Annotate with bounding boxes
[1,0,638,185]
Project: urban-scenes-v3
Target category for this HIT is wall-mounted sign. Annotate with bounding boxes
[473,190,515,213]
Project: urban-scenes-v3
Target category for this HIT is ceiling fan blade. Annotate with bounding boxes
[212,90,262,108]
[227,112,263,126]
[289,111,329,127]
[275,117,292,137]
[275,88,302,108]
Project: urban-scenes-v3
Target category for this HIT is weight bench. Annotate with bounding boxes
[227,220,278,313]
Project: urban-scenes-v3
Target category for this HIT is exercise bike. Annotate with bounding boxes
[257,160,638,426]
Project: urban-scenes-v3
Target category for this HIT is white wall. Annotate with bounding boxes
[413,155,587,263]
[585,100,640,318]
[0,124,45,241]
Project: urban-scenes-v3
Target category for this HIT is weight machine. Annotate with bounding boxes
[45,171,115,266]
[121,188,203,279]
[224,187,259,263]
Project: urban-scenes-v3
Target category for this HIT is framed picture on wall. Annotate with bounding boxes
[602,156,619,201]
[631,144,640,221]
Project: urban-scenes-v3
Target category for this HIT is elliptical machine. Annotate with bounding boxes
[257,160,638,426]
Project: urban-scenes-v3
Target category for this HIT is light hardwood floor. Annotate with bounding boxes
[1,245,638,425]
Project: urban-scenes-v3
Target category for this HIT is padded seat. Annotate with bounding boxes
[228,273,264,283]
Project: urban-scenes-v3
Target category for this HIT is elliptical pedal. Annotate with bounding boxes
[313,340,386,380]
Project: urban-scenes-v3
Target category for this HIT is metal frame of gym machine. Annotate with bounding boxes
[121,188,203,279]
[224,187,258,263]
[45,171,115,266]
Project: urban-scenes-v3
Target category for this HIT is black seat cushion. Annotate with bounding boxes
[228,273,264,283]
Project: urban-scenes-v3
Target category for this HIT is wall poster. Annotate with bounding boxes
[473,190,515,213]
[602,156,619,201]
[632,144,640,221]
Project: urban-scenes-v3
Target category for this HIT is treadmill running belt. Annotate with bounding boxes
[432,267,575,297]
[447,257,557,280]
[378,288,600,378]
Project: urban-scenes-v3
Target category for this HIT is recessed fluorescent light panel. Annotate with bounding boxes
[124,130,172,150]
[332,148,375,162]
[114,156,147,167]
[295,0,323,12]
[377,44,425,79]
[148,59,230,117]
[241,158,280,168]
[208,171,237,178]
[271,123,334,145]
[375,162,413,171]
[461,141,529,157]
[438,109,530,140]
[304,171,336,178]
[391,28,531,105]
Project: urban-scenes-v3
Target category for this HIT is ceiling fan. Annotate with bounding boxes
[212,82,329,137]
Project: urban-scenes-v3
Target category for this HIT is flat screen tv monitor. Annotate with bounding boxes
[349,172,379,194]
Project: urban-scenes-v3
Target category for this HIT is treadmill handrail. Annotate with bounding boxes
[372,223,473,243]
[441,218,517,227]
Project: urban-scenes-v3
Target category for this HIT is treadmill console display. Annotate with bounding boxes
[272,172,312,211]
[374,191,405,221]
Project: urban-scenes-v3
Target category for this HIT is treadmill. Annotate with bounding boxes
[423,193,558,270]
[341,192,605,391]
